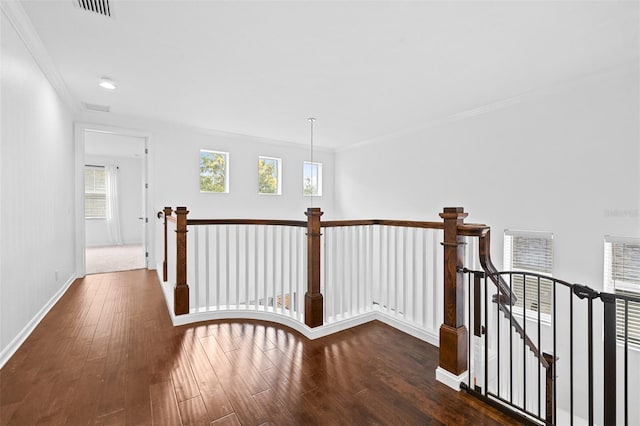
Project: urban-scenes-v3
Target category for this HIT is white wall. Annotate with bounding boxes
[335,63,640,422]
[336,64,639,281]
[73,113,336,270]
[0,9,75,361]
[152,127,335,219]
[84,155,144,246]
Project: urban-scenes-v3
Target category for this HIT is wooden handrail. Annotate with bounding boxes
[322,219,445,229]
[186,218,307,227]
[166,216,489,231]
[476,230,517,305]
[457,223,490,237]
[183,218,448,229]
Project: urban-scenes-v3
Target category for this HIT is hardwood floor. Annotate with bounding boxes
[0,269,518,425]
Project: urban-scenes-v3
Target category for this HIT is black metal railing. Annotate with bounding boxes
[462,269,640,426]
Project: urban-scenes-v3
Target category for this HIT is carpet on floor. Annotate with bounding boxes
[85,244,146,274]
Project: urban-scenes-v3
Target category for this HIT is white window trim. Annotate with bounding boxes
[303,161,323,197]
[200,149,229,194]
[258,156,282,195]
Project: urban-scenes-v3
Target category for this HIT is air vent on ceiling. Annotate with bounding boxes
[83,102,110,113]
[75,0,111,17]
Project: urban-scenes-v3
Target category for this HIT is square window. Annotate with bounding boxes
[200,150,229,193]
[303,162,322,196]
[258,156,282,195]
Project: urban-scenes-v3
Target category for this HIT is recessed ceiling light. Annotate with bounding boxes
[99,77,116,90]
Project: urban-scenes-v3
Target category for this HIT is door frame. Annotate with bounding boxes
[74,122,154,277]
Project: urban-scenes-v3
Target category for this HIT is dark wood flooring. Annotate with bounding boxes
[0,269,518,425]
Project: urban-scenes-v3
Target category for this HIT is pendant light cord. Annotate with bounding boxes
[308,118,316,207]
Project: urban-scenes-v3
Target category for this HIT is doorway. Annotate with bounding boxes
[83,129,147,274]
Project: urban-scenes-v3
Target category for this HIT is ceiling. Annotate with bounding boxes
[19,1,640,149]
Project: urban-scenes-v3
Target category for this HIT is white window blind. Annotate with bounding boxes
[604,236,640,346]
[504,230,554,316]
[84,166,106,219]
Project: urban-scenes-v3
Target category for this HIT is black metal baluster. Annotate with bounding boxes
[600,293,617,425]
[497,275,501,399]
[484,274,488,397]
[553,281,557,425]
[601,292,617,426]
[473,271,482,392]
[624,300,628,426]
[570,290,574,426]
[468,270,472,390]
[537,275,541,418]
[523,274,527,412]
[588,295,593,426]
[510,274,514,404]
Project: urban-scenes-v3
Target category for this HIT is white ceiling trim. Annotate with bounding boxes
[1,0,79,113]
[76,121,152,140]
[76,109,335,154]
[338,60,639,154]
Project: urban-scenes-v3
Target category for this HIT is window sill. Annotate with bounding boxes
[510,306,552,327]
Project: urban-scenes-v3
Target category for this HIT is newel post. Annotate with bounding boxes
[305,207,324,327]
[162,206,173,282]
[438,207,469,380]
[174,206,190,315]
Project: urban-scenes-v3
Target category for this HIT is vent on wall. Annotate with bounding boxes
[83,102,110,113]
[75,0,111,17]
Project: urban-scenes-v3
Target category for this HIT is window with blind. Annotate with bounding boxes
[604,236,640,347]
[504,230,554,318]
[84,166,106,219]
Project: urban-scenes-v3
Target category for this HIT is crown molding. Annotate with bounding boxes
[75,109,336,153]
[1,0,80,113]
[338,60,639,154]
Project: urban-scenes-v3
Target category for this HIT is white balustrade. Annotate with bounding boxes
[187,224,307,321]
[322,225,445,340]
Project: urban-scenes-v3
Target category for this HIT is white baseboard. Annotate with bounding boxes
[0,273,77,369]
[435,366,468,391]
[163,300,440,347]
[156,266,176,322]
[376,312,440,346]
